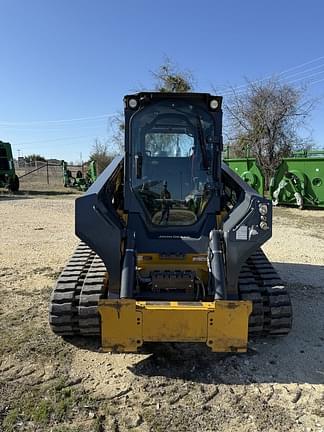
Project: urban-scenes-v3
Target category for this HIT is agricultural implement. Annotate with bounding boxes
[62,160,97,191]
[270,150,324,209]
[50,92,292,353]
[0,141,19,192]
[223,147,264,196]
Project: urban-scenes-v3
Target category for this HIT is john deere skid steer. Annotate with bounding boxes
[49,92,292,353]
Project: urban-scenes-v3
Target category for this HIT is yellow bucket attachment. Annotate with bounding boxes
[98,300,252,353]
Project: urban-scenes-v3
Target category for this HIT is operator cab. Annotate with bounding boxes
[124,93,223,230]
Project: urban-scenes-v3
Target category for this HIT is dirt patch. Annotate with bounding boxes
[0,198,323,431]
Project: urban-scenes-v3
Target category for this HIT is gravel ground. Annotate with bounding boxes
[0,194,323,432]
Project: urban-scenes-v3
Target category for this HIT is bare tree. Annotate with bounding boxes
[111,57,195,151]
[111,111,125,154]
[151,56,194,93]
[24,154,46,163]
[224,79,315,187]
[89,139,113,174]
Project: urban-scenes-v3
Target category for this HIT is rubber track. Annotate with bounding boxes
[49,243,96,336]
[238,265,264,334]
[78,255,107,335]
[245,249,293,336]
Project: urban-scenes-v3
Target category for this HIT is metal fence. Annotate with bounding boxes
[15,160,83,190]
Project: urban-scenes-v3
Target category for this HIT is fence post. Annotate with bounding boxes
[46,161,49,184]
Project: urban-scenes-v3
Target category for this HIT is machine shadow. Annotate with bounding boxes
[129,261,324,385]
[0,189,78,200]
[22,190,78,196]
[64,336,101,352]
[272,261,324,288]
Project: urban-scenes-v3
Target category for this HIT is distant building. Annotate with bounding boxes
[47,159,61,165]
[17,157,25,168]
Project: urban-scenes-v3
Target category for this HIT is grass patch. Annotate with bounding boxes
[0,284,71,362]
[2,377,94,432]
[0,319,40,356]
[2,408,19,432]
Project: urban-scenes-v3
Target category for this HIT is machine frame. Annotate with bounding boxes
[73,93,273,352]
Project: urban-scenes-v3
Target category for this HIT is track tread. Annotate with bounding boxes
[247,249,293,336]
[238,269,264,334]
[238,249,292,336]
[78,256,107,336]
[49,243,99,336]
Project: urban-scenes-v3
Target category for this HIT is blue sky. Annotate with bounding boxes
[1,0,324,162]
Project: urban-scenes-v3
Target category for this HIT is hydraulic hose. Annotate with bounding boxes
[120,233,135,298]
[209,229,226,300]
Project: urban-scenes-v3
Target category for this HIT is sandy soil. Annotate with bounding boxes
[0,194,323,432]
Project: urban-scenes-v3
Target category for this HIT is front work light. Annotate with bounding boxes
[209,99,219,110]
[259,204,268,215]
[129,98,138,109]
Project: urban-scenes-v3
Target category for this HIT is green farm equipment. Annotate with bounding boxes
[0,141,19,192]
[223,147,264,196]
[270,150,324,209]
[62,160,97,191]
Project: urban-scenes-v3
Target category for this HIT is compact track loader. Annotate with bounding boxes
[50,92,292,353]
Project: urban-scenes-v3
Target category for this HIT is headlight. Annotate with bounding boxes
[259,203,268,215]
[128,98,138,109]
[209,99,219,110]
[260,221,268,230]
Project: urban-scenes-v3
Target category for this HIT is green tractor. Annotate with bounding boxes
[62,160,97,191]
[0,141,19,192]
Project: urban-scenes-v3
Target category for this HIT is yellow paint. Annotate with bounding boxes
[99,299,252,353]
[99,300,142,352]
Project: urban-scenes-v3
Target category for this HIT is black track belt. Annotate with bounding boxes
[49,243,106,336]
[240,248,293,336]
[78,255,107,335]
